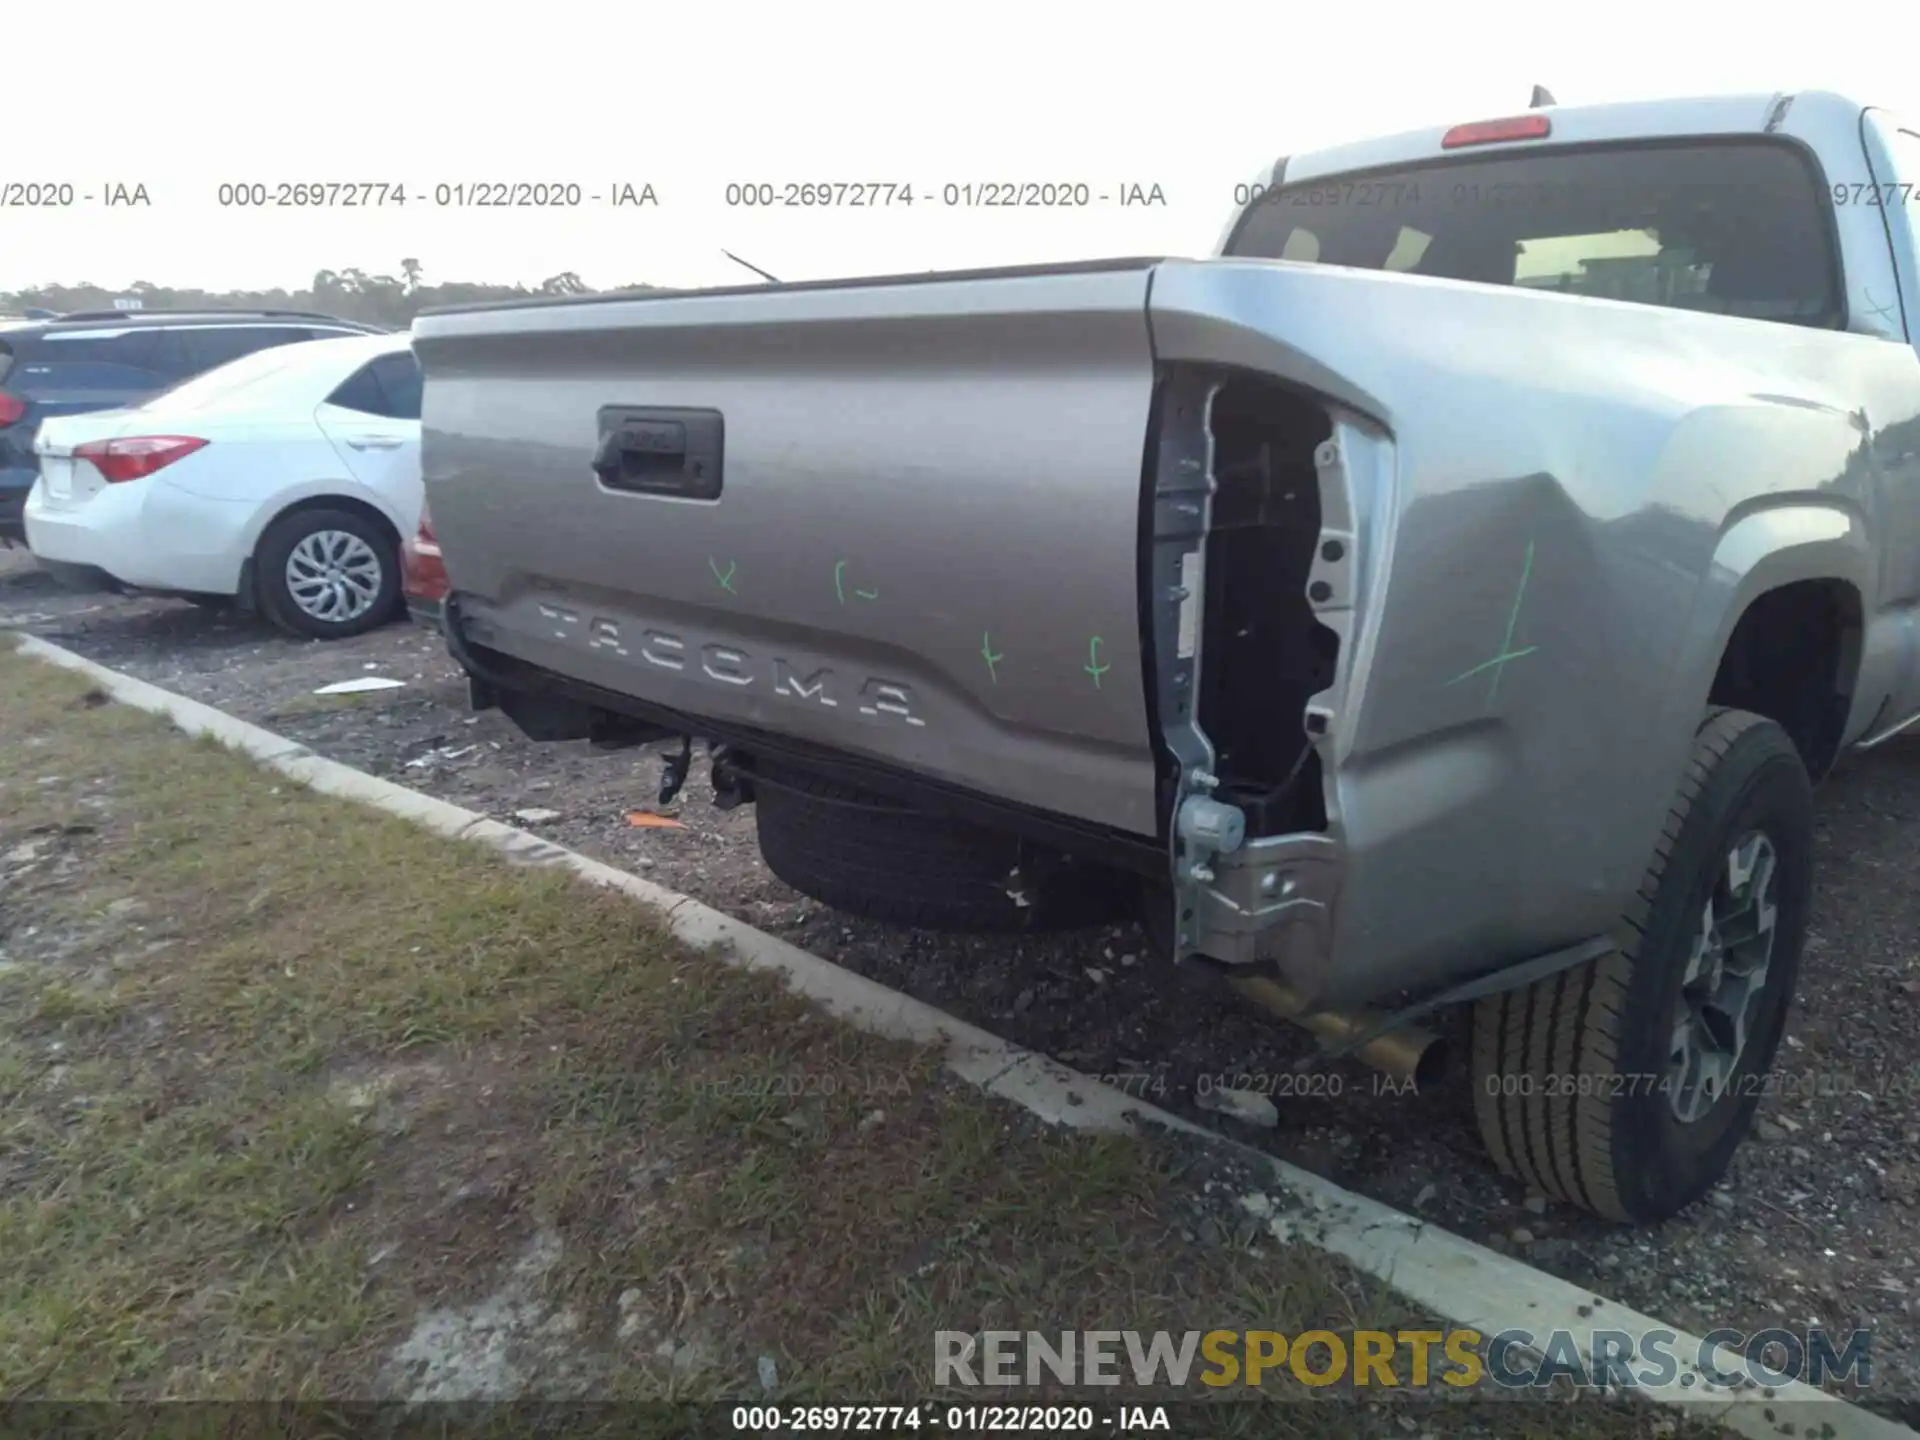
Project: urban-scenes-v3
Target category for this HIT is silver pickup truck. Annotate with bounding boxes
[414,90,1920,1225]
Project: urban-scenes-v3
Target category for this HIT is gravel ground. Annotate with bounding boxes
[8,545,1919,1423]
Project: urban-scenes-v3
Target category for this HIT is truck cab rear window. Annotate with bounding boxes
[1227,139,1843,329]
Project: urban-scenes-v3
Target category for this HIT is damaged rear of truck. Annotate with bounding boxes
[414,258,1413,993]
[413,90,1920,1222]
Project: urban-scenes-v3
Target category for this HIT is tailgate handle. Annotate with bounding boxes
[592,406,724,501]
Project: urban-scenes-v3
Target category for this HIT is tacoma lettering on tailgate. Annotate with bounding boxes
[537,604,926,728]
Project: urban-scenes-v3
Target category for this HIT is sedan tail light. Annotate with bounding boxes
[74,435,208,483]
[0,392,26,427]
[403,502,450,605]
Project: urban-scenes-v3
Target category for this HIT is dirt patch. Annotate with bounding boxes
[376,1228,608,1402]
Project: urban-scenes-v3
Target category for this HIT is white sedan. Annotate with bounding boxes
[24,331,422,639]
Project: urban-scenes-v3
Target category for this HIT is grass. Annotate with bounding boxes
[0,644,1728,1435]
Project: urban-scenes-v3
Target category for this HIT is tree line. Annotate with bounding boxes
[1,260,662,326]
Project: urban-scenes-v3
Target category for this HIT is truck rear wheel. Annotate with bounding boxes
[1470,707,1813,1223]
[752,766,1133,933]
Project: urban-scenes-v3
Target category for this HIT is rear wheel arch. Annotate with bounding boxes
[1708,576,1863,779]
[261,492,403,552]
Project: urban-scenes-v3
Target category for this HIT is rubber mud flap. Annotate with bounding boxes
[753,765,1135,933]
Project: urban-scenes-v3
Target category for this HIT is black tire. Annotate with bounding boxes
[254,506,400,640]
[753,766,1133,933]
[1471,707,1814,1223]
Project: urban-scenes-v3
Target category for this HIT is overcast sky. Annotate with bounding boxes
[6,0,1912,294]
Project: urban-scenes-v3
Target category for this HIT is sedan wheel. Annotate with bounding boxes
[286,528,385,626]
[256,507,401,640]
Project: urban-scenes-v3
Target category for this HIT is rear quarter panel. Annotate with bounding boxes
[1151,258,1920,1003]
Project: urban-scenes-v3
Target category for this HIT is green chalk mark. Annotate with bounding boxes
[1444,540,1537,701]
[835,560,878,603]
[1488,539,1536,704]
[1445,646,1539,687]
[1084,636,1110,689]
[981,632,1004,683]
[709,558,738,594]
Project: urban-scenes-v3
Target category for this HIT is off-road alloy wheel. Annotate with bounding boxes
[1470,707,1814,1222]
[255,507,401,641]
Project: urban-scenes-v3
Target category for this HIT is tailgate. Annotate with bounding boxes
[415,262,1164,837]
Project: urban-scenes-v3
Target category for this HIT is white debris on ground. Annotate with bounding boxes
[1196,1085,1279,1128]
[405,745,477,770]
[313,677,406,695]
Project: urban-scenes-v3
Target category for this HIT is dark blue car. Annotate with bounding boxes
[0,310,385,542]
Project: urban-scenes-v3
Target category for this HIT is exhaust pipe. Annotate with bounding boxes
[1228,973,1448,1089]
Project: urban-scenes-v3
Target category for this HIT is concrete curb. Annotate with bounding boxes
[15,632,1912,1439]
